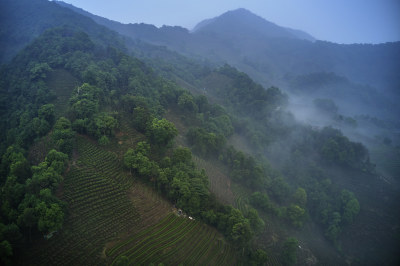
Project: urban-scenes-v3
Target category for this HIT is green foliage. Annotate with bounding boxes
[0,9,379,263]
[340,190,360,225]
[270,177,290,202]
[325,212,341,243]
[231,220,253,246]
[132,106,153,133]
[171,147,192,165]
[35,201,64,233]
[248,248,268,266]
[98,135,110,146]
[281,237,298,266]
[246,208,265,233]
[292,187,307,207]
[318,127,371,170]
[45,149,68,174]
[216,65,288,118]
[284,204,306,228]
[250,192,272,212]
[187,128,225,156]
[178,93,198,113]
[214,207,253,248]
[32,117,51,137]
[147,118,178,148]
[29,63,52,81]
[0,146,31,183]
[69,83,100,120]
[38,104,55,125]
[221,147,270,189]
[95,113,118,137]
[205,115,234,137]
[52,117,75,156]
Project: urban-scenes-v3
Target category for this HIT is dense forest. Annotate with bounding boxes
[0,0,399,265]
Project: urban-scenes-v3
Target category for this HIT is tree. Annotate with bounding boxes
[247,208,265,233]
[249,249,268,266]
[292,187,307,207]
[147,118,177,148]
[186,127,225,156]
[123,148,136,176]
[95,113,118,136]
[325,212,341,243]
[38,104,55,125]
[250,192,271,212]
[281,237,298,266]
[70,98,98,119]
[45,149,68,174]
[28,162,62,193]
[270,177,290,202]
[35,201,64,233]
[341,198,360,225]
[231,220,253,247]
[32,117,51,137]
[123,142,158,179]
[98,135,110,146]
[171,147,192,165]
[1,146,30,183]
[52,117,75,156]
[69,83,100,119]
[178,93,198,113]
[29,63,52,81]
[285,204,306,228]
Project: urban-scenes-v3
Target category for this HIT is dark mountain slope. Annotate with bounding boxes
[56,2,400,121]
[55,1,191,48]
[0,0,126,63]
[1,1,399,265]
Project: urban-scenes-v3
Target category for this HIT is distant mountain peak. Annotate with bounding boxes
[192,8,315,42]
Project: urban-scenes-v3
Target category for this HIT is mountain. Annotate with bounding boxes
[56,2,400,110]
[1,1,400,265]
[0,0,127,63]
[192,8,316,42]
[55,1,191,47]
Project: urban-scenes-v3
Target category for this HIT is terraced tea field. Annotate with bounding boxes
[22,136,139,265]
[231,183,251,213]
[21,133,238,265]
[106,213,236,265]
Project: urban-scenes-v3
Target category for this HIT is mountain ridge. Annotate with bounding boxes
[192,8,316,42]
[54,1,400,99]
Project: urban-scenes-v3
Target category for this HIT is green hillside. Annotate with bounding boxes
[0,1,399,266]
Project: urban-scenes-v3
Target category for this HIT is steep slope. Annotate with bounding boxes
[0,0,126,63]
[0,25,242,265]
[55,1,191,48]
[1,1,399,265]
[56,2,400,122]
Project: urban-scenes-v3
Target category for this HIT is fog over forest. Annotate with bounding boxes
[0,1,399,265]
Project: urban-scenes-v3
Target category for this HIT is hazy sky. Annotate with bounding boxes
[61,0,400,44]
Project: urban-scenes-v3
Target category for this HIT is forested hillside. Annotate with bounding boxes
[57,2,400,104]
[1,1,399,265]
